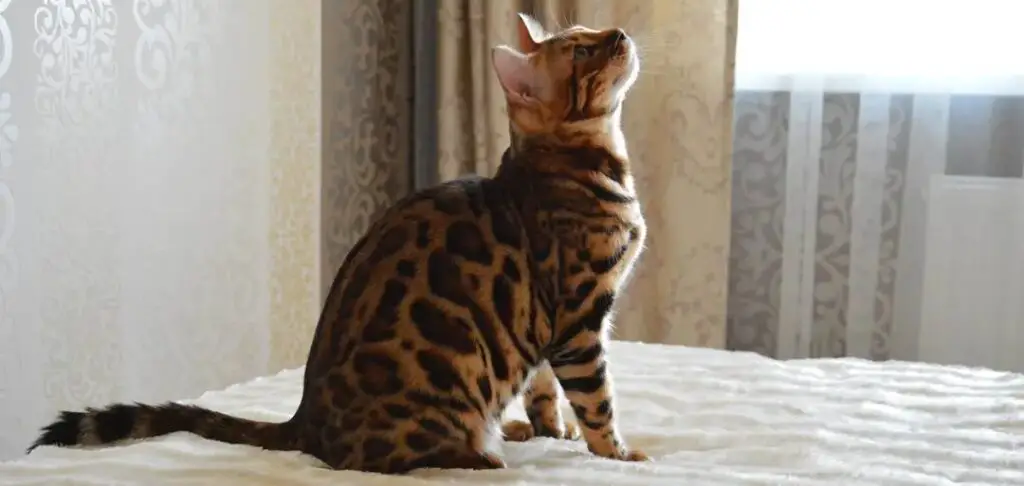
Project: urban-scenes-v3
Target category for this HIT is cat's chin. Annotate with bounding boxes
[610,59,640,102]
[612,38,640,93]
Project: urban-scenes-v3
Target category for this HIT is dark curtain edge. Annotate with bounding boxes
[412,0,439,191]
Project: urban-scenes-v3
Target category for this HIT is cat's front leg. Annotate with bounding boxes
[502,361,580,442]
[549,334,647,462]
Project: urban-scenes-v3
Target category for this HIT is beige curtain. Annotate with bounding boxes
[316,0,413,353]
[277,0,415,367]
[268,0,324,375]
[436,0,738,347]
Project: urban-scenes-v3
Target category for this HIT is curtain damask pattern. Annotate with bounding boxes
[320,0,412,300]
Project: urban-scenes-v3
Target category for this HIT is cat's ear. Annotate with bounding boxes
[492,45,538,107]
[516,12,547,52]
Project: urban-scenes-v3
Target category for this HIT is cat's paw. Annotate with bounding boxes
[501,420,535,442]
[588,442,652,462]
[501,418,579,442]
[620,449,650,462]
[531,415,580,441]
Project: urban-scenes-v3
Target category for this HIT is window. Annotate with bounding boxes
[736,0,1024,94]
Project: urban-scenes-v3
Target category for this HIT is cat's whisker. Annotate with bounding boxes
[631,65,671,77]
[594,8,608,28]
[632,40,678,53]
[634,44,678,55]
[561,11,573,30]
[637,68,674,78]
[630,35,679,53]
[546,12,564,32]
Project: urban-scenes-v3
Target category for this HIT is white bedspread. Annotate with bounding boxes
[2,341,1023,485]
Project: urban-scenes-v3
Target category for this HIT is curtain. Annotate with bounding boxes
[320,0,412,305]
[435,0,738,346]
[727,0,1024,369]
[0,0,414,460]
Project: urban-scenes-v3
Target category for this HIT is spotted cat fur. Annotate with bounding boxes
[29,13,649,474]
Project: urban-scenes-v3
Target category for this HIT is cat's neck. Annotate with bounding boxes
[498,110,636,198]
[566,108,630,162]
[507,110,629,163]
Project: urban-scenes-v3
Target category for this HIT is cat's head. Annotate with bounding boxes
[492,14,640,138]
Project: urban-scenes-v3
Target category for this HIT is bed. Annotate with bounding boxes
[1,340,1022,485]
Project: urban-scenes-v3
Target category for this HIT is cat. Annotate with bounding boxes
[28,12,648,474]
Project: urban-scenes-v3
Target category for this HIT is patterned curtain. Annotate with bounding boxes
[317,0,412,335]
[277,0,415,369]
[434,0,738,347]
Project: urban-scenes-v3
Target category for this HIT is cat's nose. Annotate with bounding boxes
[606,28,628,52]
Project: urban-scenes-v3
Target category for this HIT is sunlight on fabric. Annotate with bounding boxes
[736,0,1024,94]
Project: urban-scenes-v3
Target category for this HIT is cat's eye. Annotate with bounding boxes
[573,46,592,61]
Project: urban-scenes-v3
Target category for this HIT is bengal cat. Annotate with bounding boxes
[28,13,648,474]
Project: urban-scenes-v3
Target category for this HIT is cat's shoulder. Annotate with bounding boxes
[379,174,517,221]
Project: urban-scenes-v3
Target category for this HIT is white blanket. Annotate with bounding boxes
[1,341,1022,485]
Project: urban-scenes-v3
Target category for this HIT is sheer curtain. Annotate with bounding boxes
[727,0,1024,372]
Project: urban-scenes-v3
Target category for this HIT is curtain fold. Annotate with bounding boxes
[268,0,323,374]
[435,0,738,346]
[319,0,413,303]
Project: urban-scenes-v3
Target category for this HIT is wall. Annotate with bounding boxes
[0,0,323,460]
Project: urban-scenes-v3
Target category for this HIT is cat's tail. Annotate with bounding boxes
[27,402,300,453]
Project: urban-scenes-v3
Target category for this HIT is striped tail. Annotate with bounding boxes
[27,402,298,453]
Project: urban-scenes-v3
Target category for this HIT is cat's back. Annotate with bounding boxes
[303,174,534,385]
[383,174,527,255]
[352,174,525,265]
[294,173,545,472]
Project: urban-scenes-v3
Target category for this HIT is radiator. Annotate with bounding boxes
[918,175,1024,373]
